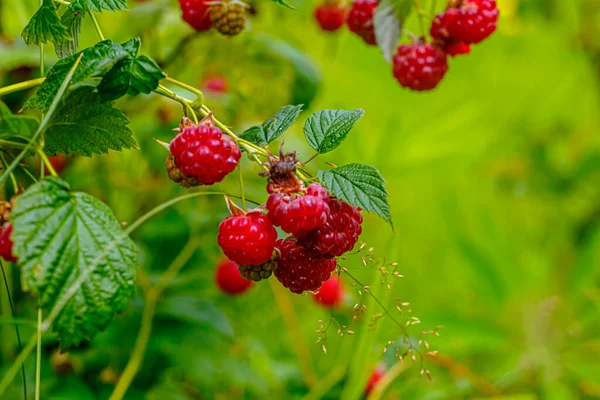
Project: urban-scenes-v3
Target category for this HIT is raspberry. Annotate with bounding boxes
[274,239,337,294]
[299,199,362,257]
[210,1,247,36]
[392,42,448,91]
[431,0,499,45]
[217,210,277,265]
[266,184,330,237]
[443,42,471,56]
[179,0,213,32]
[203,75,228,94]
[346,0,377,45]
[315,1,346,32]
[365,365,386,395]
[0,223,17,264]
[41,154,69,175]
[215,259,253,295]
[313,276,344,308]
[169,116,241,186]
[238,258,278,281]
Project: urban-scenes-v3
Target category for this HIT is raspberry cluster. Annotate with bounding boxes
[179,0,248,36]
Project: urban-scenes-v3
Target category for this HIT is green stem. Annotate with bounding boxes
[414,0,426,36]
[53,0,71,5]
[0,153,19,193]
[38,150,58,177]
[238,166,247,211]
[34,308,42,400]
[88,11,106,41]
[0,140,28,149]
[0,78,45,97]
[164,76,204,99]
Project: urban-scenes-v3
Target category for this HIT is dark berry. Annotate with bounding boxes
[215,259,253,295]
[299,199,362,257]
[392,43,448,91]
[274,239,337,294]
[0,223,17,263]
[217,210,277,265]
[365,365,386,395]
[313,276,344,308]
[431,0,499,45]
[239,258,278,281]
[210,1,247,36]
[315,1,346,32]
[179,0,213,31]
[346,0,377,45]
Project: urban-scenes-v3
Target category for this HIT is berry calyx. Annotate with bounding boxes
[430,0,499,45]
[179,0,213,32]
[217,209,277,265]
[259,146,303,194]
[313,276,344,308]
[299,199,363,257]
[365,365,386,395]
[238,258,278,281]
[315,1,346,32]
[210,1,248,36]
[392,42,448,91]
[274,239,337,294]
[168,115,241,186]
[215,259,253,295]
[346,0,378,45]
[0,223,16,264]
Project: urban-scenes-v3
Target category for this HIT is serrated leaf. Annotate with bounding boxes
[11,177,138,348]
[240,104,303,146]
[75,0,128,12]
[21,0,71,46]
[374,0,412,63]
[24,40,130,111]
[317,164,392,226]
[55,2,85,59]
[303,109,364,154]
[97,38,166,101]
[44,88,137,156]
[270,0,295,9]
[0,101,39,141]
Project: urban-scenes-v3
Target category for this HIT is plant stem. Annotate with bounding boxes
[366,358,413,400]
[0,153,19,193]
[34,308,42,400]
[0,78,45,97]
[414,0,426,37]
[302,153,319,165]
[0,140,28,149]
[38,150,57,177]
[238,166,247,211]
[53,0,71,5]
[164,76,204,99]
[88,11,105,41]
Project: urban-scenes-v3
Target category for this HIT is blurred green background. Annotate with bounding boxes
[2,0,600,398]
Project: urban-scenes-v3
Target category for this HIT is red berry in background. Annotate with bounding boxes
[274,239,337,294]
[313,276,344,308]
[431,0,499,45]
[215,259,253,295]
[299,199,362,257]
[315,1,346,32]
[0,223,17,263]
[346,0,377,45]
[365,365,386,395]
[169,116,241,186]
[392,42,448,91]
[266,184,331,237]
[45,154,69,175]
[179,0,213,32]
[203,75,229,94]
[217,210,278,265]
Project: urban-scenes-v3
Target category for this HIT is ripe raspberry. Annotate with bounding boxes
[203,75,229,94]
[431,0,499,45]
[179,0,213,31]
[315,1,346,32]
[274,239,337,294]
[41,154,69,175]
[313,276,344,308]
[0,223,17,263]
[443,42,471,56]
[210,1,247,36]
[217,210,277,265]
[299,199,362,257]
[169,116,241,186]
[346,0,377,45]
[392,43,448,91]
[266,184,330,237]
[215,259,253,295]
[365,365,386,395]
[238,258,278,281]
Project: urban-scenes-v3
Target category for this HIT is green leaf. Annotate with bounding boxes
[25,40,130,111]
[75,0,128,12]
[97,38,166,101]
[0,101,39,141]
[21,0,70,46]
[240,105,303,146]
[55,2,85,59]
[270,0,295,9]
[44,88,137,156]
[374,0,412,63]
[303,109,364,154]
[11,177,138,348]
[317,164,392,226]
[156,297,234,338]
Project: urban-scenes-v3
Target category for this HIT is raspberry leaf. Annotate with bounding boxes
[11,177,138,348]
[303,109,364,154]
[241,104,303,146]
[21,0,71,46]
[317,164,392,227]
[75,0,128,12]
[44,88,137,156]
[55,2,85,59]
[0,101,39,141]
[374,0,412,63]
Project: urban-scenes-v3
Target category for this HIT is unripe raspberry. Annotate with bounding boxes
[346,0,377,45]
[392,42,448,91]
[210,1,247,36]
[238,258,278,281]
[0,223,17,264]
[313,276,344,308]
[431,0,499,45]
[274,239,337,294]
[215,259,253,295]
[315,1,346,32]
[217,210,277,265]
[179,0,213,31]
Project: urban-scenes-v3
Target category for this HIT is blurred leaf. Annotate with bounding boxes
[303,109,364,154]
[48,376,96,399]
[374,0,411,63]
[12,177,138,348]
[55,2,85,59]
[21,0,70,46]
[44,88,137,156]
[270,0,295,9]
[0,101,39,141]
[317,164,392,226]
[75,0,128,12]
[156,296,234,338]
[241,104,303,146]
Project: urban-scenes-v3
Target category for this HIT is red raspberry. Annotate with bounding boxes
[365,365,386,395]
[179,0,213,31]
[266,184,330,237]
[274,239,337,294]
[0,223,17,263]
[217,210,277,265]
[215,259,252,295]
[313,276,344,308]
[299,199,362,257]
[392,43,448,91]
[41,154,69,175]
[315,1,346,32]
[346,0,377,45]
[443,42,471,56]
[169,120,241,185]
[203,75,228,94]
[431,0,499,45]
